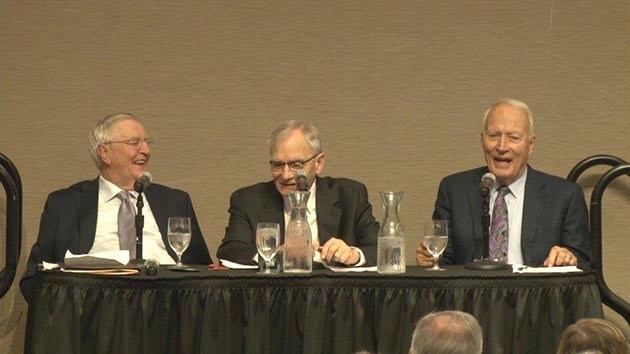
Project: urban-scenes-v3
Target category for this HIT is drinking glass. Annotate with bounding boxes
[256,223,280,274]
[424,220,448,271]
[168,217,192,267]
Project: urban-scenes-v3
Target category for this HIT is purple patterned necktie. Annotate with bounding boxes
[117,191,136,259]
[489,186,510,263]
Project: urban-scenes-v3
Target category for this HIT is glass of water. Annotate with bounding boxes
[256,223,280,274]
[424,220,448,271]
[168,217,192,267]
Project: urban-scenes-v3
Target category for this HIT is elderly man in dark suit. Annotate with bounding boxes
[21,113,211,302]
[217,120,379,266]
[416,99,590,268]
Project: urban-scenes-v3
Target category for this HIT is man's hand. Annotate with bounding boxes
[319,238,360,266]
[416,241,434,267]
[543,246,578,267]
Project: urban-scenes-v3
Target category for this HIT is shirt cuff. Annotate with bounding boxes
[349,247,366,267]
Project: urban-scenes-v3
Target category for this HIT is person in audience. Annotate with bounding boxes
[216,120,379,266]
[20,113,211,302]
[555,318,630,354]
[416,98,590,268]
[409,310,483,354]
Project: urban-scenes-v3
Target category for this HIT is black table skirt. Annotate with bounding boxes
[25,265,603,354]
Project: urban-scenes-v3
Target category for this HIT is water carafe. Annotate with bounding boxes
[377,191,406,274]
[282,190,313,273]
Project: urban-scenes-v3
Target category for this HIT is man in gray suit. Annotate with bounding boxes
[21,113,211,302]
[416,99,589,268]
[217,120,379,266]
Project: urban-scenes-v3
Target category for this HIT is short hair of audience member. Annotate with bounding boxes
[556,318,630,354]
[409,310,483,354]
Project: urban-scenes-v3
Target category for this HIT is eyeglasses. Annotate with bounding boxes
[270,154,319,171]
[104,138,154,149]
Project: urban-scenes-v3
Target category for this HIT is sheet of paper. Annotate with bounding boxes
[219,259,258,269]
[64,250,130,267]
[326,265,377,272]
[512,263,582,274]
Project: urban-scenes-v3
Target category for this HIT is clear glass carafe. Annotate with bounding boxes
[377,191,406,274]
[282,190,313,273]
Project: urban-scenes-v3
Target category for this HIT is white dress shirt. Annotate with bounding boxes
[489,169,527,265]
[90,175,175,264]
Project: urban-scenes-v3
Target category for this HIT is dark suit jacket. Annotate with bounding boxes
[216,176,379,265]
[433,166,590,268]
[20,178,211,302]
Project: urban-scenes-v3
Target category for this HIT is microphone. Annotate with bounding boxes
[134,172,153,193]
[144,258,159,276]
[296,170,309,191]
[479,172,496,197]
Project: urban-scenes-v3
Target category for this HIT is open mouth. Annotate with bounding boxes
[494,157,512,165]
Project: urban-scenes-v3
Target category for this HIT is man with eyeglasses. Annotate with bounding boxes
[21,113,211,302]
[217,120,379,267]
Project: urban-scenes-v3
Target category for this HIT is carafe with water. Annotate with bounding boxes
[377,191,406,274]
[282,190,313,273]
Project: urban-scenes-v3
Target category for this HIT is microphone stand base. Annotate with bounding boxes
[464,259,510,271]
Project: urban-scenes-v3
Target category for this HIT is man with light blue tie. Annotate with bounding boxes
[416,99,590,268]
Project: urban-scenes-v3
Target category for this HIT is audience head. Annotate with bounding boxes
[481,98,536,186]
[409,310,483,354]
[89,113,152,190]
[556,318,630,354]
[267,120,326,196]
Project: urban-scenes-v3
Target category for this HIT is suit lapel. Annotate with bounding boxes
[521,167,546,247]
[77,179,99,254]
[315,177,341,245]
[145,186,178,260]
[467,169,486,258]
[258,182,286,241]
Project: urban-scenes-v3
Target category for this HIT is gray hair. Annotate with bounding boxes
[482,98,535,137]
[410,311,483,354]
[88,113,139,169]
[267,120,323,156]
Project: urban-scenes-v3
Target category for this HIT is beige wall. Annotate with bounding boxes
[1,1,629,352]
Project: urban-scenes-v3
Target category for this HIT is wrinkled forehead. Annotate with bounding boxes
[111,118,147,138]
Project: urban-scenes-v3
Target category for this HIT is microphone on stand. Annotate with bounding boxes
[464,172,509,271]
[296,170,309,191]
[133,171,152,262]
[134,172,153,193]
[479,172,496,197]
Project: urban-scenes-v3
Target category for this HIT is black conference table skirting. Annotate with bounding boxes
[25,265,603,354]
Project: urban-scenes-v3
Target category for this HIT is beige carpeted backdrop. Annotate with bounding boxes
[1,1,629,352]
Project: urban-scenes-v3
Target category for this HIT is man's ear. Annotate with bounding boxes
[315,153,326,175]
[98,144,111,166]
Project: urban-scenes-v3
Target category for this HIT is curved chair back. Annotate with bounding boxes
[589,164,630,325]
[567,154,627,182]
[0,152,22,299]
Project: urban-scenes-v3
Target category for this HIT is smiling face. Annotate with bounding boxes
[270,129,325,196]
[481,103,535,186]
[98,119,151,190]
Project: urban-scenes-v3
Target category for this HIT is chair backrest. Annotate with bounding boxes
[0,152,22,299]
[568,154,630,325]
[589,163,630,325]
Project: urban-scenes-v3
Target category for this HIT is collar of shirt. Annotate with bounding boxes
[490,168,527,198]
[99,175,138,203]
